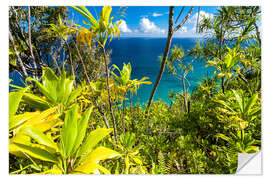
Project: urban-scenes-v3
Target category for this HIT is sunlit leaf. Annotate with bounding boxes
[78,128,112,156]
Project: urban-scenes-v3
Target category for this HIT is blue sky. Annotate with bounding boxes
[68,6,219,37]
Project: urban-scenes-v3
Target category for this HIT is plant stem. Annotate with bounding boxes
[102,47,118,143]
[74,43,91,85]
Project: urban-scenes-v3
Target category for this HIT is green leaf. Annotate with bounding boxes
[22,93,51,110]
[248,107,261,117]
[232,90,244,113]
[75,146,120,174]
[214,99,234,112]
[57,71,74,105]
[26,77,56,104]
[21,126,58,151]
[72,105,94,155]
[71,6,98,28]
[245,93,258,115]
[61,105,78,158]
[9,112,40,132]
[66,86,82,105]
[12,142,57,163]
[216,133,231,142]
[245,146,260,153]
[78,128,112,156]
[101,6,112,26]
[9,87,28,118]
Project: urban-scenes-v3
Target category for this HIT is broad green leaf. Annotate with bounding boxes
[75,146,120,174]
[9,134,31,157]
[22,92,51,110]
[61,105,78,158]
[26,77,56,104]
[42,67,59,82]
[9,87,28,118]
[78,128,112,156]
[83,146,120,163]
[22,106,59,130]
[12,142,57,162]
[72,105,94,155]
[42,68,59,103]
[32,114,62,133]
[21,126,58,150]
[9,111,39,132]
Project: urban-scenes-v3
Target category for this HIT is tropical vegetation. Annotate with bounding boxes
[9,6,261,174]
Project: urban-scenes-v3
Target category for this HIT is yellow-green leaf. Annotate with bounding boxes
[75,146,120,174]
[60,105,78,158]
[11,142,57,162]
[78,128,112,156]
[21,126,58,150]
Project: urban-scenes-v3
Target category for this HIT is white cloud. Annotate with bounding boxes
[139,17,165,34]
[118,20,132,33]
[174,10,214,35]
[189,11,214,31]
[180,26,188,33]
[153,12,163,17]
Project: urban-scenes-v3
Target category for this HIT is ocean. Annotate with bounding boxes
[109,37,213,105]
[9,37,213,105]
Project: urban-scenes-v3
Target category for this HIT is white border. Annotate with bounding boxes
[8,0,261,6]
[2,0,269,180]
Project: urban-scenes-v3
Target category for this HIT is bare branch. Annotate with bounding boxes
[173,7,194,33]
[9,31,28,78]
[28,6,38,79]
[175,7,185,24]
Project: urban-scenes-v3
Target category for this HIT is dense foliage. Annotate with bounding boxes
[9,6,261,174]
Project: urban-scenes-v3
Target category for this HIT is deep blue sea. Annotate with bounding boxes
[109,37,213,105]
[10,37,213,105]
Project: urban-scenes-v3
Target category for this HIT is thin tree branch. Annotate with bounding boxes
[173,7,194,33]
[28,6,38,79]
[9,31,28,78]
[175,7,185,24]
[74,43,91,85]
[146,6,174,114]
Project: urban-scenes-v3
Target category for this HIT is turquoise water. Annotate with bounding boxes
[109,37,213,105]
[10,37,213,105]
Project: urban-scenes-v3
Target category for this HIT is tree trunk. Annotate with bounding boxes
[146,6,174,114]
[146,6,194,115]
[28,7,38,79]
[102,47,118,143]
